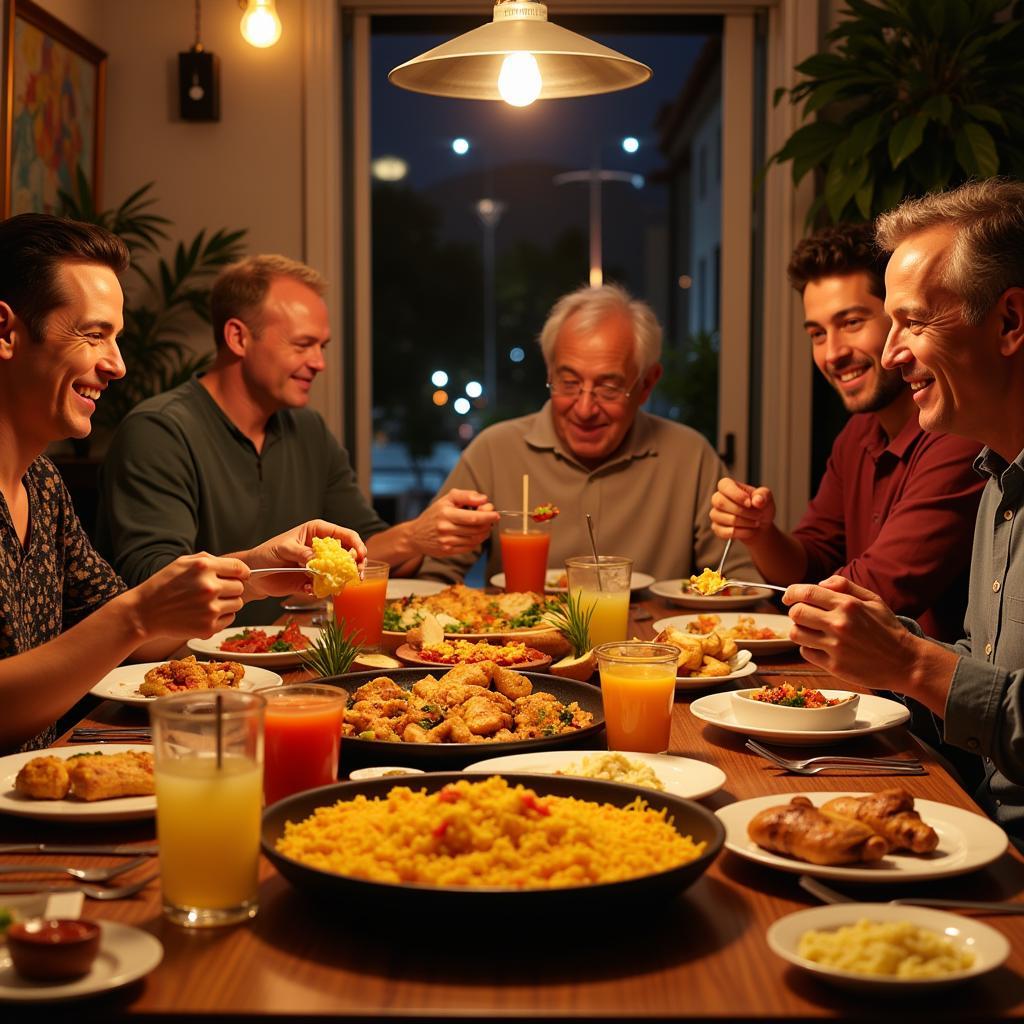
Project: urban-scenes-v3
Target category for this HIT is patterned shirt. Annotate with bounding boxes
[1,457,126,749]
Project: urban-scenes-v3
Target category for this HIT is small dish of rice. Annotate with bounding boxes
[767,904,1011,994]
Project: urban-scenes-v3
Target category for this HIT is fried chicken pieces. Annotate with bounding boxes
[15,751,155,802]
[342,664,592,744]
[140,655,245,697]
[747,789,939,865]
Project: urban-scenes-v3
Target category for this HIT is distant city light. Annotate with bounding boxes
[622,136,640,154]
[431,370,449,387]
[465,381,483,398]
[631,174,645,189]
[452,137,470,156]
[678,274,693,290]
[432,390,448,406]
[509,347,525,363]
[453,397,471,415]
[458,423,474,441]
[371,155,408,182]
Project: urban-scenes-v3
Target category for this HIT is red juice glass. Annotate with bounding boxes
[499,511,551,595]
[256,683,348,806]
[332,559,389,651]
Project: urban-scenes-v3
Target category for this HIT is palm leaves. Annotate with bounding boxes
[58,168,247,430]
[769,0,1024,224]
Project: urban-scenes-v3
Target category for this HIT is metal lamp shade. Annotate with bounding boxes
[388,13,651,101]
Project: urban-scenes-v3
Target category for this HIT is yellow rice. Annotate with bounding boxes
[275,775,705,888]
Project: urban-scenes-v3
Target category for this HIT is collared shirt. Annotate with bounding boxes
[793,413,984,641]
[938,447,1024,843]
[96,377,388,625]
[1,457,125,750]
[420,403,760,584]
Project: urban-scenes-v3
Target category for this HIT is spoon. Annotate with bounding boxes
[715,536,733,578]
[585,513,604,591]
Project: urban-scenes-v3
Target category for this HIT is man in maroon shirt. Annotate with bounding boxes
[710,223,984,642]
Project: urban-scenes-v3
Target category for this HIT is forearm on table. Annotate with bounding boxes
[366,522,421,568]
[895,633,959,716]
[0,595,148,749]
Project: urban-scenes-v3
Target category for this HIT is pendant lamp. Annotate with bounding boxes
[388,1,652,107]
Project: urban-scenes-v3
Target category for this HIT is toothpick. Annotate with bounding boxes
[521,474,529,534]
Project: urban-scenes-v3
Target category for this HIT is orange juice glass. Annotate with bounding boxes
[332,560,389,651]
[257,683,348,806]
[499,512,551,594]
[596,642,678,753]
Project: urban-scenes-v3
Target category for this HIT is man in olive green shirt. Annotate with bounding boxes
[97,255,498,624]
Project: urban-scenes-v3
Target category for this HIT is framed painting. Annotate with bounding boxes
[1,0,106,215]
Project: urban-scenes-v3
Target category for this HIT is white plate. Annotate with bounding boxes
[463,750,727,800]
[0,746,156,823]
[387,579,447,600]
[766,903,1011,994]
[187,626,321,667]
[689,690,909,745]
[675,650,758,691]
[0,921,163,1002]
[649,579,773,610]
[716,792,1009,882]
[90,663,283,706]
[0,892,84,928]
[489,570,655,594]
[653,612,796,654]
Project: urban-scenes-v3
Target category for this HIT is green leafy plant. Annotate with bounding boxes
[770,0,1024,224]
[59,167,247,430]
[545,590,595,658]
[300,619,363,678]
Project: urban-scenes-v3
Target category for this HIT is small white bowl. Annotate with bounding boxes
[730,687,859,731]
[767,903,1010,994]
[347,766,425,781]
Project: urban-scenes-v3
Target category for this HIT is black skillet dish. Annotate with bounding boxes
[262,772,724,913]
[320,668,605,771]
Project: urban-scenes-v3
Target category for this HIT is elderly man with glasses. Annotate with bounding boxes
[421,282,759,584]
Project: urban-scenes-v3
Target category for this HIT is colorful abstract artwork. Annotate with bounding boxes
[3,1,105,215]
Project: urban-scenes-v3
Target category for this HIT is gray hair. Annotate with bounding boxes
[875,178,1024,326]
[538,283,663,374]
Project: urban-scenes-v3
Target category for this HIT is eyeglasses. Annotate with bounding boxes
[546,375,639,404]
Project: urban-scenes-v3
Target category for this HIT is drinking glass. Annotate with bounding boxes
[595,641,678,753]
[150,690,265,927]
[333,559,390,651]
[257,682,347,806]
[565,555,632,647]
[499,511,551,594]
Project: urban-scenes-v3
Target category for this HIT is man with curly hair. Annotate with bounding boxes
[709,223,983,642]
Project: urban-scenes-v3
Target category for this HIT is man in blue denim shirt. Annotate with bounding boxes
[784,178,1024,844]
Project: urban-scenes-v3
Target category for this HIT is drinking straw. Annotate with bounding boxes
[585,513,604,591]
[521,474,529,534]
[215,692,224,770]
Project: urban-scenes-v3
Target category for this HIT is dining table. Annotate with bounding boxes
[3,591,1023,1020]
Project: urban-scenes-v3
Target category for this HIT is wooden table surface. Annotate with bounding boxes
[4,596,1023,1020]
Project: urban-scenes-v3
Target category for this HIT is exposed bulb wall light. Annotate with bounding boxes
[389,1,650,106]
[240,0,282,48]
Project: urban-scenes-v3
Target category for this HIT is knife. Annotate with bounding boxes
[0,843,158,856]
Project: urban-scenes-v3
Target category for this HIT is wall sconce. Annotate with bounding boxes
[239,0,283,48]
[388,0,651,108]
[179,0,220,121]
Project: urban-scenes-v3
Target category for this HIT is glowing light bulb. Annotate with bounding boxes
[240,0,282,48]
[497,52,542,107]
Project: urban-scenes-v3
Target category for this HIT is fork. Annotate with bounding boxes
[745,740,925,774]
[0,854,149,882]
[0,870,160,900]
[723,579,789,594]
[799,875,1024,915]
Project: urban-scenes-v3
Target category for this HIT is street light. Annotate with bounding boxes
[452,137,470,156]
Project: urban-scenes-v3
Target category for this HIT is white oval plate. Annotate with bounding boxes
[0,745,155,823]
[187,625,321,667]
[689,690,909,744]
[675,650,758,691]
[463,749,726,801]
[653,612,796,654]
[387,579,447,600]
[766,903,1010,994]
[649,579,773,610]
[716,792,1009,882]
[490,570,655,594]
[0,921,163,1002]
[91,662,283,706]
